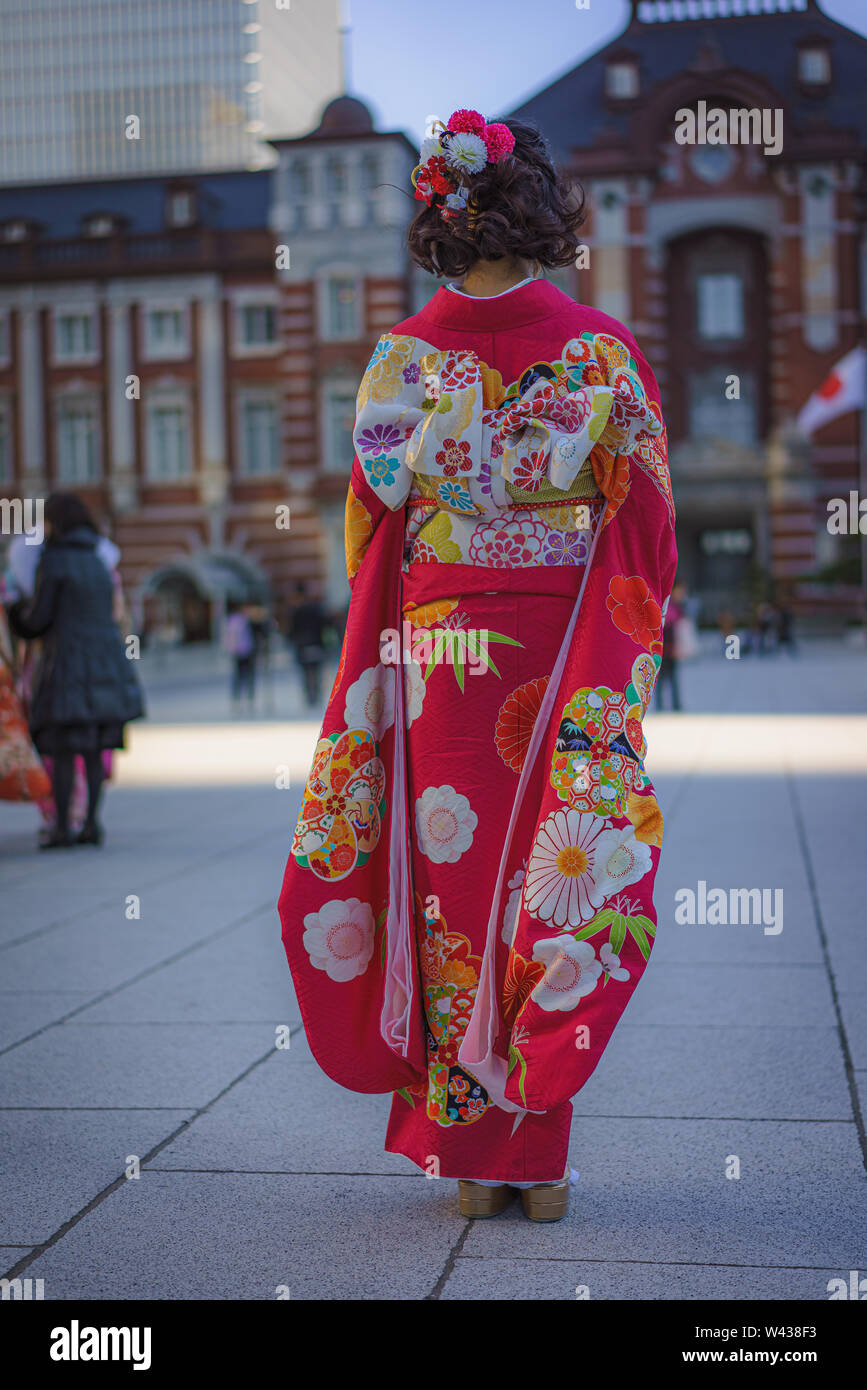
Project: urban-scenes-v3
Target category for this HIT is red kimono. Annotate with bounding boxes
[278,278,677,1181]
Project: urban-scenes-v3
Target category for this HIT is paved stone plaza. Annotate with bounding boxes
[1,639,865,1300]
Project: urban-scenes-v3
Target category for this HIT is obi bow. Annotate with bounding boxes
[352,330,666,521]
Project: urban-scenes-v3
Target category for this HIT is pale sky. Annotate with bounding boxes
[345,0,867,144]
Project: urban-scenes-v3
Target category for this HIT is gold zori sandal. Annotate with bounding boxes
[520,1173,570,1223]
[457,1181,516,1218]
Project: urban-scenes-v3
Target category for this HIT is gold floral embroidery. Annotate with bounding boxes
[417,511,462,563]
[345,488,374,579]
[626,788,664,847]
[356,335,416,409]
[403,597,459,627]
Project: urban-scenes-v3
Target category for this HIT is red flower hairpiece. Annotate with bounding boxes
[410,108,516,222]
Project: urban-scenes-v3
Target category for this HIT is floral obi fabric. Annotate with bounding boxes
[352,328,666,570]
[402,494,606,570]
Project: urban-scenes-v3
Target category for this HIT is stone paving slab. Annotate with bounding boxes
[74,910,297,1026]
[151,1046,417,1176]
[0,991,94,1050]
[572,1023,851,1120]
[0,1023,274,1109]
[440,1257,847,1301]
[624,963,834,1029]
[466,1116,867,1268]
[23,1172,461,1300]
[0,1109,194,1245]
[0,860,281,992]
[1,643,864,1301]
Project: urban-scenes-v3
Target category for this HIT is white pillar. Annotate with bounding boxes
[197,278,227,508]
[106,294,138,511]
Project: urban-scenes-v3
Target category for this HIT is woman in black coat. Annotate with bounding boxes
[9,493,144,848]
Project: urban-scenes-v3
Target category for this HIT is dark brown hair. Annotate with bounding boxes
[45,492,98,536]
[407,118,585,279]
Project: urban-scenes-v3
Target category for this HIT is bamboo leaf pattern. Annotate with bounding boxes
[421,626,520,689]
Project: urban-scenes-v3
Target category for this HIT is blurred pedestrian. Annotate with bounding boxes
[775,601,797,656]
[224,602,257,711]
[288,580,327,707]
[717,607,735,655]
[755,601,776,655]
[7,492,144,849]
[5,525,128,840]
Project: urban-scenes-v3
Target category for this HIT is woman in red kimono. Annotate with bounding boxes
[278,110,677,1222]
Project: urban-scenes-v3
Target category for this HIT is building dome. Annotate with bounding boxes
[313,96,374,137]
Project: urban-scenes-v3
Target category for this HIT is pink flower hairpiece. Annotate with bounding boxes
[411,108,516,222]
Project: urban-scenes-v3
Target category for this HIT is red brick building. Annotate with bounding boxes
[3,6,866,635]
[0,171,289,640]
[0,100,425,640]
[511,0,867,618]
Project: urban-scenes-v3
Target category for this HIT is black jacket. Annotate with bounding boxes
[9,526,144,733]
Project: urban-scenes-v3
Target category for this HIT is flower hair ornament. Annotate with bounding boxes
[411,108,516,224]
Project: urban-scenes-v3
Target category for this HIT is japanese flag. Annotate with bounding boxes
[796,346,866,436]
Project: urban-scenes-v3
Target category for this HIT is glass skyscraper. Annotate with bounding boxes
[0,0,342,183]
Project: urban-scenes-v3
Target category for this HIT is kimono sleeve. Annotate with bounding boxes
[500,343,678,1113]
[344,331,428,588]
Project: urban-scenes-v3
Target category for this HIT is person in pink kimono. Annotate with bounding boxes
[278,109,677,1222]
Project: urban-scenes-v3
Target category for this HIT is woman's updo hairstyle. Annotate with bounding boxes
[407,117,585,279]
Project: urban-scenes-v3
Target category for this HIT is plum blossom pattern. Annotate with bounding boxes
[302,898,375,981]
[606,575,663,653]
[344,661,425,738]
[542,529,588,566]
[599,942,630,983]
[435,437,473,476]
[592,824,652,896]
[530,936,603,1012]
[415,784,478,864]
[362,454,401,491]
[501,864,526,945]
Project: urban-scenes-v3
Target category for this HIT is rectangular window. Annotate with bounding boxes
[325,277,359,340]
[0,403,11,483]
[606,63,639,99]
[239,396,279,476]
[323,386,357,474]
[147,401,190,479]
[290,159,311,197]
[56,398,100,483]
[167,190,195,227]
[239,303,277,347]
[688,369,757,446]
[143,306,189,360]
[360,154,379,190]
[55,312,97,361]
[325,157,347,194]
[799,48,830,84]
[696,273,744,340]
[148,308,184,349]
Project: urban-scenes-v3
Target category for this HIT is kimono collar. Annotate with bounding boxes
[418,278,570,332]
